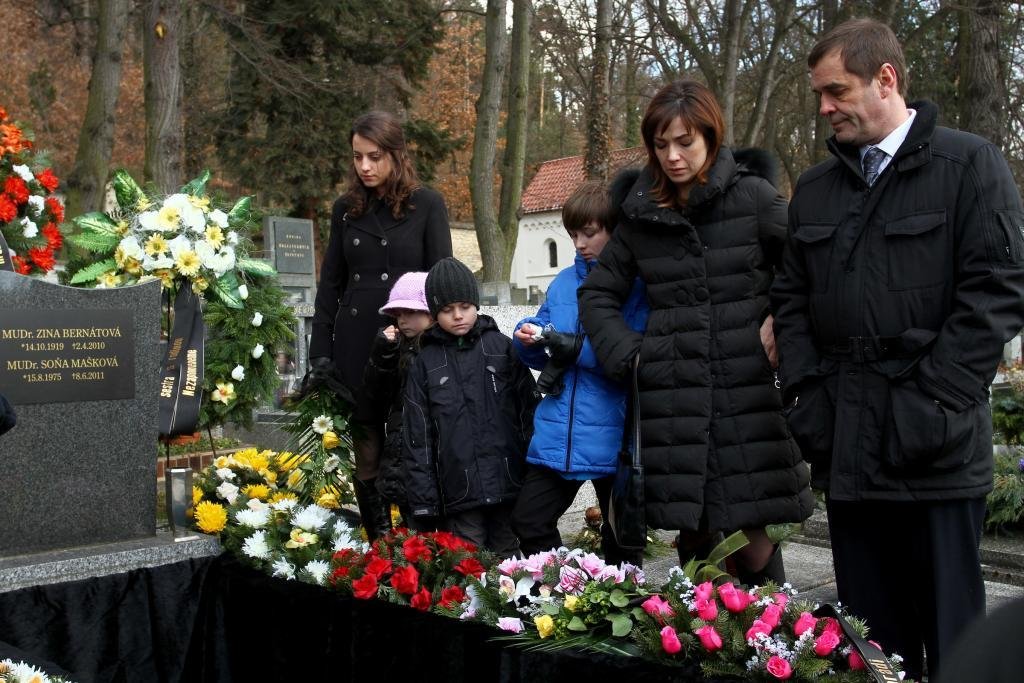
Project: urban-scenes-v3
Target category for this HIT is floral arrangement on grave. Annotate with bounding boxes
[328,526,492,614]
[0,106,64,276]
[192,446,359,582]
[0,659,72,683]
[65,169,296,430]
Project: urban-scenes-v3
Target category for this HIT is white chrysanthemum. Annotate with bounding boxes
[271,557,296,580]
[271,497,297,512]
[209,208,229,228]
[236,506,271,529]
[4,658,50,682]
[251,344,265,359]
[304,559,331,585]
[215,467,236,481]
[231,365,245,381]
[20,217,38,238]
[251,312,263,327]
[165,193,207,232]
[12,164,34,182]
[291,504,333,531]
[242,530,271,559]
[238,283,249,300]
[216,481,239,504]
[333,526,363,553]
[323,454,341,473]
[27,194,44,215]
[311,415,333,435]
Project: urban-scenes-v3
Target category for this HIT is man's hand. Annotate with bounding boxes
[760,314,779,369]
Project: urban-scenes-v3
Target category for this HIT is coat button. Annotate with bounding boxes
[353,238,360,246]
[381,238,388,246]
[636,191,644,197]
[381,273,389,281]
[353,274,360,282]
[350,307,358,316]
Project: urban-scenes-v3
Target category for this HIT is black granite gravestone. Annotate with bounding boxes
[0,272,162,556]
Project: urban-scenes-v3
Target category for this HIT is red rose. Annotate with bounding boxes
[333,548,356,563]
[42,222,62,250]
[761,603,783,629]
[352,573,379,600]
[389,564,420,595]
[813,630,842,656]
[745,619,773,642]
[793,611,817,637]
[717,582,753,613]
[439,585,465,608]
[36,168,59,193]
[0,195,16,222]
[403,535,433,563]
[28,247,55,272]
[4,176,29,204]
[12,255,30,275]
[365,557,393,579]
[410,587,432,611]
[766,655,793,679]
[660,626,682,654]
[848,650,866,671]
[820,617,842,637]
[330,565,351,584]
[45,196,64,223]
[453,558,486,577]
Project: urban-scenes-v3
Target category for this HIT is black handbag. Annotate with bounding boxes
[607,356,646,551]
[812,604,901,682]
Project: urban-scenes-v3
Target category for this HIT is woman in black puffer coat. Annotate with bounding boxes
[579,80,813,585]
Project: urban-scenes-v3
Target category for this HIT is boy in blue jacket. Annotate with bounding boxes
[511,181,648,564]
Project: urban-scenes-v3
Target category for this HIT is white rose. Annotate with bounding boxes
[251,344,264,359]
[216,481,239,505]
[251,312,263,327]
[237,284,249,300]
[215,467,236,481]
[231,365,245,381]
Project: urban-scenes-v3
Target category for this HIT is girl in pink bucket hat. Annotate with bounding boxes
[362,271,433,530]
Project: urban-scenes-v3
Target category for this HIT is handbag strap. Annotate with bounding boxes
[620,356,641,466]
[812,604,901,683]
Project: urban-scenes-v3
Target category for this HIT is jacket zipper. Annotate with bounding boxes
[564,320,582,472]
[998,218,1016,262]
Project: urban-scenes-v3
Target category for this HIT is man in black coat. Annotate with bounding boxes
[771,18,1024,681]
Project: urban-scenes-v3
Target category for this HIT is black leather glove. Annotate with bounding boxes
[369,329,401,366]
[541,330,583,365]
[299,357,356,406]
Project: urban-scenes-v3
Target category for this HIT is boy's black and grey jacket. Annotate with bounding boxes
[402,315,540,517]
[362,329,420,505]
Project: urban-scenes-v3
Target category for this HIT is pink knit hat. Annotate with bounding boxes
[378,271,430,315]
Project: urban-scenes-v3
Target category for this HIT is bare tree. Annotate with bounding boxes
[959,0,1006,147]
[584,0,612,179]
[143,0,184,193]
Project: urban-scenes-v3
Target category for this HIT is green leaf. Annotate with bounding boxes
[226,196,253,227]
[541,602,560,616]
[608,614,632,637]
[609,589,629,608]
[567,616,587,632]
[180,169,211,197]
[111,170,146,209]
[208,271,244,309]
[706,530,750,566]
[69,259,118,285]
[236,257,277,278]
[631,606,646,621]
[72,212,121,237]
[68,231,120,253]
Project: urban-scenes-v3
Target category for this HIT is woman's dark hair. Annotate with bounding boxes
[342,111,420,218]
[641,80,725,207]
[562,180,616,234]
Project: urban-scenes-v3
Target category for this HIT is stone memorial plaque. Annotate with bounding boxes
[270,218,315,275]
[0,308,134,404]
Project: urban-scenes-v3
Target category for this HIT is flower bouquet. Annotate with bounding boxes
[279,390,357,509]
[329,527,491,614]
[0,105,64,276]
[0,659,72,683]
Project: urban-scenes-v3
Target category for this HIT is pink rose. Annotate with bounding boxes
[793,611,818,637]
[717,582,753,613]
[761,603,783,629]
[848,650,866,671]
[695,625,723,652]
[694,596,718,621]
[773,592,789,610]
[813,630,842,656]
[642,595,675,622]
[766,655,793,679]
[693,580,714,602]
[660,625,683,654]
[820,617,842,637]
[746,619,772,642]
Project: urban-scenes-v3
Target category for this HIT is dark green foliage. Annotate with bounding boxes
[985,447,1024,532]
[403,119,465,183]
[993,391,1024,445]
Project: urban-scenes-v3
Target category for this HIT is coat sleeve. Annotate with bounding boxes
[402,356,441,516]
[0,393,15,436]
[309,198,349,360]
[362,329,400,422]
[422,189,453,266]
[915,143,1024,409]
[512,298,551,371]
[756,178,789,272]
[509,341,540,451]
[577,227,643,382]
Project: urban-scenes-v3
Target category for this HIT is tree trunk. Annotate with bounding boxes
[64,0,130,219]
[719,0,746,145]
[959,0,1005,148]
[742,0,795,147]
[623,8,640,149]
[469,0,508,281]
[143,0,184,193]
[496,0,531,278]
[813,0,840,162]
[584,0,612,180]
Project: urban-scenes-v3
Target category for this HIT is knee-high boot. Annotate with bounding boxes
[353,478,392,541]
[736,544,786,588]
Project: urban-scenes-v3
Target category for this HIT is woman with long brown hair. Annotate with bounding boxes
[579,80,813,584]
[309,110,452,539]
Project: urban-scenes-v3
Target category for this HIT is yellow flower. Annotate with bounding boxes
[563,595,579,612]
[260,468,278,484]
[195,501,227,534]
[191,277,208,293]
[242,484,270,501]
[204,225,225,249]
[135,197,152,212]
[117,219,132,235]
[269,491,297,504]
[97,271,122,288]
[189,194,211,209]
[322,431,341,449]
[213,381,235,404]
[234,447,271,471]
[145,233,169,256]
[156,204,181,230]
[175,249,201,277]
[214,455,236,469]
[276,451,307,472]
[535,614,555,639]
[284,528,318,548]
[192,486,203,506]
[114,244,129,267]
[155,268,176,288]
[286,469,304,489]
[316,491,340,509]
[125,258,143,276]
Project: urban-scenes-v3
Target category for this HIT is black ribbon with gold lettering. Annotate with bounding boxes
[0,231,13,272]
[812,604,902,683]
[158,285,205,437]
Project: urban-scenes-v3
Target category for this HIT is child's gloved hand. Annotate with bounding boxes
[382,325,398,343]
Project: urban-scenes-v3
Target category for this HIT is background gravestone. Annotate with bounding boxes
[0,272,161,557]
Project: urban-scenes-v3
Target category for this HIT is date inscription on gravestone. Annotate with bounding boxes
[272,218,315,274]
[0,308,135,404]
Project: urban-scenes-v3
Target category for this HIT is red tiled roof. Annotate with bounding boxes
[520,147,647,215]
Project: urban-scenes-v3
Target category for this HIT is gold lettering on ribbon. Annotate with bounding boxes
[181,349,198,397]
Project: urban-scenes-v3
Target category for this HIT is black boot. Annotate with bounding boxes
[353,478,392,541]
[736,544,786,588]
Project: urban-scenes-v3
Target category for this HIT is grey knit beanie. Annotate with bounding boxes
[425,257,480,317]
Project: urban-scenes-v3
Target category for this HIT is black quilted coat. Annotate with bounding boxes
[578,148,814,532]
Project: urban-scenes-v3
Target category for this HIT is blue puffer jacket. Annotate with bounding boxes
[513,254,648,477]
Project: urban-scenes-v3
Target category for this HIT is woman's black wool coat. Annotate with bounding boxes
[579,148,814,533]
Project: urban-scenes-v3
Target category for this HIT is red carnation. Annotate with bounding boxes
[438,585,466,609]
[0,195,16,222]
[389,564,420,595]
[28,246,55,272]
[410,587,432,612]
[402,535,433,564]
[45,196,64,223]
[36,168,59,193]
[352,573,379,600]
[365,557,393,579]
[12,255,30,275]
[453,558,486,577]
[330,565,351,585]
[4,176,29,205]
[42,222,62,250]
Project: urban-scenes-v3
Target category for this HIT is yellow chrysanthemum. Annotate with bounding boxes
[275,451,306,472]
[286,469,305,490]
[97,271,122,288]
[269,491,297,504]
[204,225,225,250]
[114,244,129,268]
[242,483,271,501]
[135,197,153,212]
[145,233,169,256]
[189,194,211,209]
[175,249,201,277]
[214,455,237,469]
[316,491,340,509]
[156,204,181,231]
[192,486,203,506]
[260,468,278,484]
[234,448,272,472]
[195,501,228,534]
[535,614,555,639]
